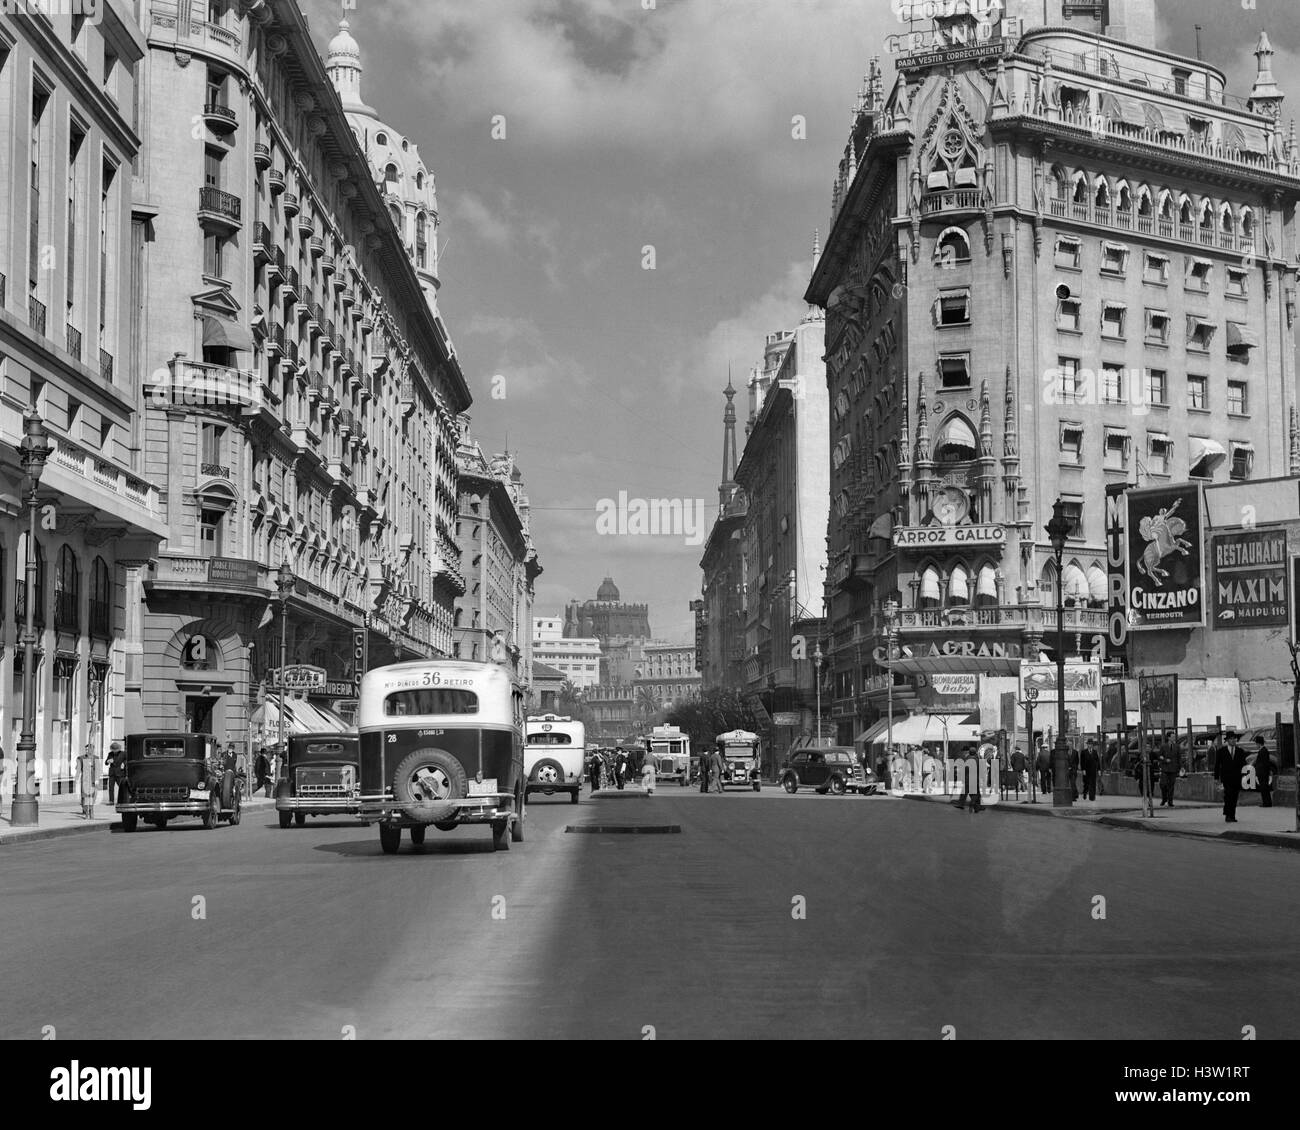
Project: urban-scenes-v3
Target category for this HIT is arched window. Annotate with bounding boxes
[1049,166,1067,199]
[383,161,399,192]
[919,566,941,610]
[1136,186,1152,216]
[1072,173,1088,204]
[1039,560,1056,606]
[1179,196,1193,225]
[1220,204,1235,235]
[1062,562,1088,607]
[935,416,978,463]
[1094,179,1110,209]
[934,227,971,264]
[1086,564,1107,609]
[975,564,998,608]
[948,564,970,607]
[1117,183,1133,212]
[55,545,79,632]
[1157,190,1173,221]
[1200,199,1214,229]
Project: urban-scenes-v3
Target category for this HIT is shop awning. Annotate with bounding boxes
[1189,437,1227,473]
[855,718,891,747]
[1087,565,1107,603]
[919,568,941,602]
[1226,323,1259,351]
[872,712,981,747]
[250,698,353,746]
[201,315,254,352]
[976,565,998,599]
[949,566,969,603]
[890,654,1021,678]
[1062,563,1088,601]
[1223,121,1269,155]
[936,416,977,452]
[1102,93,1144,128]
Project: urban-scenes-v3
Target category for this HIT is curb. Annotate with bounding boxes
[0,798,279,847]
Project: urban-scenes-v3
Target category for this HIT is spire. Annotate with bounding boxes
[326,18,378,119]
[979,380,993,458]
[1003,367,1018,459]
[1249,31,1285,121]
[804,231,825,324]
[719,374,739,508]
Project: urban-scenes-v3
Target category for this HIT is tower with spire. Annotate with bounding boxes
[1248,31,1285,122]
[719,376,739,509]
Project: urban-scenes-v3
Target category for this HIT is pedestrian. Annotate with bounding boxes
[614,749,627,791]
[1010,743,1027,799]
[1035,739,1052,796]
[641,750,656,793]
[588,751,602,793]
[1067,743,1080,801]
[255,746,271,796]
[1081,739,1100,801]
[1157,731,1179,808]
[1254,735,1274,808]
[710,747,725,793]
[698,753,709,793]
[106,740,126,805]
[76,745,99,820]
[1214,729,1247,824]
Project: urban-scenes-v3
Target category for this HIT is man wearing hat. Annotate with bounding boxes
[1157,731,1180,808]
[107,740,127,805]
[1254,735,1274,808]
[1081,738,1101,801]
[1214,729,1247,823]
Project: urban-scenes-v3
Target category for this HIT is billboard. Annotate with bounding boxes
[1210,528,1288,628]
[1138,674,1178,732]
[1105,483,1130,664]
[1126,483,1205,630]
[1101,683,1126,731]
[1018,660,1102,702]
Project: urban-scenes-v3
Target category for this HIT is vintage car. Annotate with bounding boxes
[779,747,878,795]
[275,732,361,827]
[116,733,243,832]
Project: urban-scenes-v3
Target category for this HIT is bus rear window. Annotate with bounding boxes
[384,689,479,716]
[527,733,572,744]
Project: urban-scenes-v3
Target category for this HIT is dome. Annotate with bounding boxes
[597,577,621,602]
[327,19,361,66]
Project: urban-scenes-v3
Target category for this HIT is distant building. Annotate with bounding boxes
[530,661,565,714]
[532,615,601,688]
[633,641,702,713]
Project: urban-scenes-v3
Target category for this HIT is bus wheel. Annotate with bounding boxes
[294,813,306,827]
[531,760,565,790]
[409,825,427,847]
[569,788,580,805]
[392,749,464,824]
[278,810,291,829]
[379,824,402,854]
[491,819,510,851]
[121,813,138,833]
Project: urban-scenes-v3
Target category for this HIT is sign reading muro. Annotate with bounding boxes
[1126,483,1205,631]
[1210,529,1288,628]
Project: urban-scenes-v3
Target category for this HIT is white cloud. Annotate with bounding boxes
[451,190,512,248]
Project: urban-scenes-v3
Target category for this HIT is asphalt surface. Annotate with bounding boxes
[1,786,1295,1040]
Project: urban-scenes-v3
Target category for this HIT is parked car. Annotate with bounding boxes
[116,733,242,832]
[779,747,879,795]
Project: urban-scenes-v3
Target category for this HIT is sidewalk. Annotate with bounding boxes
[902,788,1300,849]
[0,791,278,846]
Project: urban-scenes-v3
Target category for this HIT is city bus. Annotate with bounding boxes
[524,714,585,803]
[647,724,691,786]
[716,729,761,791]
[357,660,525,854]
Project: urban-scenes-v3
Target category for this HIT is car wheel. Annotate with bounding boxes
[229,798,241,826]
[203,800,220,830]
[570,788,580,805]
[278,810,292,829]
[530,759,565,791]
[391,749,466,824]
[511,806,525,843]
[379,824,402,854]
[408,825,427,847]
[491,819,510,851]
[121,812,138,833]
[294,813,306,827]
[783,775,798,794]
[829,776,847,796]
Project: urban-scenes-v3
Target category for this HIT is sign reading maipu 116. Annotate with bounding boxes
[1210,529,1288,628]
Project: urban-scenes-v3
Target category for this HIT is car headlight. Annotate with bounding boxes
[196,781,208,790]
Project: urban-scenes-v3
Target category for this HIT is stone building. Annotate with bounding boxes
[633,640,702,715]
[0,2,166,795]
[131,0,470,749]
[697,380,747,691]
[532,614,601,689]
[806,2,1300,742]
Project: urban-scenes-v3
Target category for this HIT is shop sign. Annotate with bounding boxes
[1138,674,1178,732]
[269,664,327,691]
[1101,683,1126,732]
[872,639,1021,663]
[772,712,800,727]
[1210,529,1287,628]
[930,674,977,696]
[1126,483,1205,631]
[892,524,1007,549]
[207,558,261,588]
[1019,661,1101,703]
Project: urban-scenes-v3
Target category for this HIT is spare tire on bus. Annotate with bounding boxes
[391,749,466,824]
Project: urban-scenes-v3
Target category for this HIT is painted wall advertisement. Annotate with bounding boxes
[1018,661,1102,702]
[1210,528,1288,628]
[1126,483,1206,630]
[1101,683,1127,732]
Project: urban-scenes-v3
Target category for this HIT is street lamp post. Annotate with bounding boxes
[884,599,899,770]
[1046,498,1074,808]
[1289,642,1300,834]
[1025,685,1039,803]
[275,559,294,769]
[813,639,824,749]
[11,407,52,827]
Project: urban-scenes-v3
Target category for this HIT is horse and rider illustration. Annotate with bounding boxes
[1136,498,1192,586]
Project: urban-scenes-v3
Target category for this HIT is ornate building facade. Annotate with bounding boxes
[807,3,1300,742]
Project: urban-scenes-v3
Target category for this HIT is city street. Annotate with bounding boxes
[2,788,1294,1040]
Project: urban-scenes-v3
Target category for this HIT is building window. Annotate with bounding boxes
[1172,67,1191,96]
[1100,242,1129,275]
[30,83,50,297]
[935,289,971,326]
[204,233,226,279]
[1145,309,1170,345]
[1230,443,1254,481]
[938,354,970,389]
[1104,430,1130,471]
[54,545,79,632]
[1059,423,1084,465]
[1186,257,1212,292]
[1056,297,1081,332]
[1147,434,1172,475]
[1143,253,1169,284]
[1186,317,1215,351]
[1057,357,1080,402]
[90,556,111,637]
[201,422,227,469]
[1054,236,1081,269]
[1187,375,1207,410]
[1227,380,1247,415]
[935,227,971,264]
[1059,499,1084,538]
[1101,302,1126,338]
[1102,364,1124,404]
[1143,368,1167,406]
[1225,269,1248,298]
[199,508,224,558]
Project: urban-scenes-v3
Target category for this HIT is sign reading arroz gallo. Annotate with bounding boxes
[1210,528,1288,628]
[1125,483,1205,630]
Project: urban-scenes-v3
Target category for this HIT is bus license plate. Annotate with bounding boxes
[467,779,497,797]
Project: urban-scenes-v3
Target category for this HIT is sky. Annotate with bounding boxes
[301,0,1296,645]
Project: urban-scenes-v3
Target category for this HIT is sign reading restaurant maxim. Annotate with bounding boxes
[1210,529,1288,628]
[1125,483,1206,631]
[892,524,1006,549]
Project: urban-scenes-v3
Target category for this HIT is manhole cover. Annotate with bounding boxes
[565,825,681,834]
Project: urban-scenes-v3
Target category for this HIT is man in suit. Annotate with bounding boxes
[1081,739,1101,801]
[1215,729,1248,823]
[1158,731,1180,808]
[1254,735,1274,808]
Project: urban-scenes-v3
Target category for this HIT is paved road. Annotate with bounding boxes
[2,788,1295,1040]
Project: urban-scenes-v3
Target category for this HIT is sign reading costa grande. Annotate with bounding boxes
[1125,483,1205,631]
[892,524,1007,549]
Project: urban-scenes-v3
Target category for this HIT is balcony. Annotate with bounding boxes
[267,245,285,282]
[304,301,324,332]
[340,285,354,308]
[895,604,1107,632]
[268,169,286,194]
[339,407,355,435]
[254,142,271,170]
[321,255,335,277]
[297,210,314,237]
[307,372,325,402]
[47,433,157,518]
[202,101,237,134]
[65,324,82,362]
[198,186,242,231]
[282,265,300,299]
[399,376,416,418]
[920,188,986,217]
[282,192,299,217]
[340,349,355,377]
[150,358,263,413]
[253,221,272,263]
[199,462,231,480]
[308,235,325,257]
[99,349,114,384]
[28,295,46,336]
[267,323,285,356]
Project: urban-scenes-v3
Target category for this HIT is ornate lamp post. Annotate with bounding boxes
[1289,642,1300,834]
[1025,685,1039,803]
[275,558,295,765]
[813,639,824,749]
[1046,498,1074,808]
[11,407,52,826]
[884,599,899,767]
